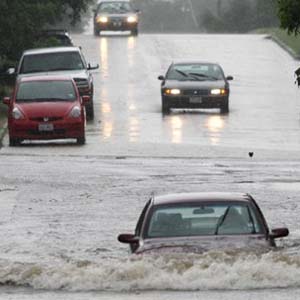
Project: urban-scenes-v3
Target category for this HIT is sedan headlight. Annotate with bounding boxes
[96,16,108,23]
[127,16,138,23]
[69,106,81,118]
[12,107,25,120]
[165,88,181,95]
[211,88,226,95]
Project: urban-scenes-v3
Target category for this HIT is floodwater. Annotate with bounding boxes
[0,156,300,299]
[1,22,300,300]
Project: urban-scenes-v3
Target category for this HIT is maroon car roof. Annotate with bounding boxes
[152,192,251,205]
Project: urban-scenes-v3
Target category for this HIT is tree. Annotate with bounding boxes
[255,0,279,28]
[277,0,300,35]
[0,0,94,64]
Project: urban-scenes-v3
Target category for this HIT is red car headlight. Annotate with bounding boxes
[12,107,25,120]
[69,106,81,118]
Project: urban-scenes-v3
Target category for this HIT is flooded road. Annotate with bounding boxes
[1,30,300,299]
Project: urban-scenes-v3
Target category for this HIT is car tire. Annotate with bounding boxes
[77,135,86,145]
[220,100,229,114]
[85,97,94,121]
[94,28,100,36]
[131,28,138,36]
[9,137,20,147]
[162,98,170,114]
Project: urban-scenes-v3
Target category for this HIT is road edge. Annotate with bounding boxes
[266,34,300,60]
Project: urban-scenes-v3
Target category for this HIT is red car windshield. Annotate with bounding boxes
[16,80,77,102]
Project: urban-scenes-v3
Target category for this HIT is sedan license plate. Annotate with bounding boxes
[38,123,54,132]
[113,21,121,27]
[190,96,202,103]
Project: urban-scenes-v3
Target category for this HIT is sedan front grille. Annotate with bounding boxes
[183,89,209,96]
[110,17,125,22]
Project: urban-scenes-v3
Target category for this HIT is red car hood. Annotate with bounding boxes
[136,235,271,254]
[16,101,75,118]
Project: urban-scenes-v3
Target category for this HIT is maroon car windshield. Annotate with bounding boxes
[146,203,264,238]
[16,80,77,102]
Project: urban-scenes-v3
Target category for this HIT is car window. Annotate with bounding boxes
[20,51,85,74]
[16,80,76,102]
[166,64,224,81]
[146,203,263,238]
[98,2,132,13]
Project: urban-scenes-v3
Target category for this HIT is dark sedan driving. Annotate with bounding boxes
[158,62,233,114]
[118,192,289,254]
[93,0,139,36]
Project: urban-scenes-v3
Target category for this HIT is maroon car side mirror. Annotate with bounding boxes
[3,97,11,105]
[269,228,289,239]
[118,234,139,244]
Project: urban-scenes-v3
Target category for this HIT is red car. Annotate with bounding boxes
[3,76,89,146]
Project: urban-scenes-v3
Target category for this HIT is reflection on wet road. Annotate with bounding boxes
[2,33,299,159]
[84,33,300,155]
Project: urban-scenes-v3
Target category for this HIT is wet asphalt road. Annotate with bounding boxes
[1,32,300,158]
[1,31,300,299]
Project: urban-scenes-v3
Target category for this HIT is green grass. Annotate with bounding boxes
[256,28,300,57]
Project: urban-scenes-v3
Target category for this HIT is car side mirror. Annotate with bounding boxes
[82,95,90,104]
[135,9,141,13]
[158,75,165,81]
[3,97,11,105]
[88,63,99,70]
[118,233,139,244]
[269,228,289,239]
[226,75,233,81]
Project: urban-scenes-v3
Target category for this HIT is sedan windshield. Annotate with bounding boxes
[16,80,77,102]
[167,63,224,81]
[98,2,132,13]
[146,203,263,238]
[20,52,85,74]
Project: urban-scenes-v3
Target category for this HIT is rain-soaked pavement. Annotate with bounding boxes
[0,27,300,299]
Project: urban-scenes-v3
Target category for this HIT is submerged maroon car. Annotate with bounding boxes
[3,75,90,146]
[118,192,289,254]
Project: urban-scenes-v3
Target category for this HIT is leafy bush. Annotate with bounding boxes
[200,0,278,33]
